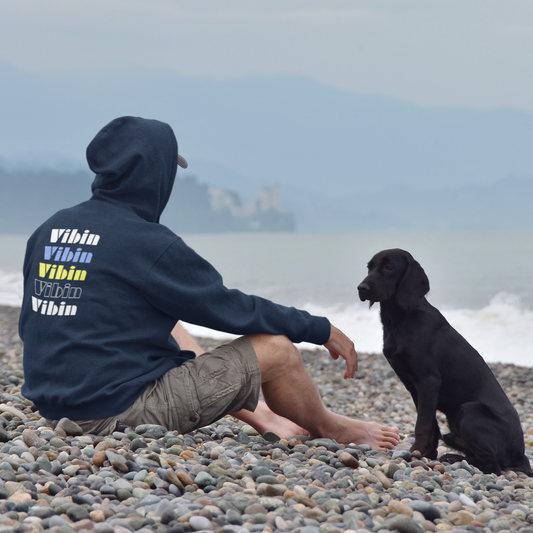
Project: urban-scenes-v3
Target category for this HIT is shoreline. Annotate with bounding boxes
[1,305,533,532]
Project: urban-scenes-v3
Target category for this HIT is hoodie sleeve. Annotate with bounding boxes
[142,238,331,345]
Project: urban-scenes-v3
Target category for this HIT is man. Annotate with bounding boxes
[19,116,399,449]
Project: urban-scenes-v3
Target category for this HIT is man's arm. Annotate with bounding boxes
[144,238,330,345]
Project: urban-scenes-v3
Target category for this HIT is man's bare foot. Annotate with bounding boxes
[233,403,398,448]
[320,413,400,450]
[231,401,309,439]
[258,407,309,439]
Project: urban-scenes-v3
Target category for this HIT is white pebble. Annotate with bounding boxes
[189,515,213,531]
[293,485,307,497]
[57,451,69,464]
[479,498,494,509]
[459,493,480,510]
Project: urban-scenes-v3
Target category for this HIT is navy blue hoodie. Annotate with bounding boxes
[19,116,331,421]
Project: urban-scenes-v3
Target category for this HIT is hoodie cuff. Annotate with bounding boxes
[308,316,331,345]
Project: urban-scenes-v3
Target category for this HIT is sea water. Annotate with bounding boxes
[1,232,532,366]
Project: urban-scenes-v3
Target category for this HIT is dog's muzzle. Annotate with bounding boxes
[357,282,370,302]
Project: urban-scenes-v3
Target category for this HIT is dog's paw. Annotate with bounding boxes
[410,442,438,460]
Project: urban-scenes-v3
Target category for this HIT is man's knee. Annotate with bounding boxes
[247,334,301,378]
[248,333,294,357]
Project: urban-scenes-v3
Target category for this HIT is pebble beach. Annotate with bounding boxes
[0,305,533,533]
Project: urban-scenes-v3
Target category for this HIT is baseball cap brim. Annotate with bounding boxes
[178,154,188,169]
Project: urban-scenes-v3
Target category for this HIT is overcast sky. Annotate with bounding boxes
[1,0,533,111]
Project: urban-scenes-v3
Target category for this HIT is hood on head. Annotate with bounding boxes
[87,116,180,223]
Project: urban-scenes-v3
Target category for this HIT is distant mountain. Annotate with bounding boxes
[3,61,533,232]
[308,176,533,232]
[0,169,294,234]
[0,169,91,234]
[3,166,533,234]
[2,60,533,201]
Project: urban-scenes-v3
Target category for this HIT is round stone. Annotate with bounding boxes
[160,507,176,525]
[409,501,441,521]
[389,500,414,516]
[56,418,83,436]
[226,509,243,525]
[386,514,425,533]
[66,504,90,522]
[392,449,413,461]
[339,451,360,468]
[194,471,215,487]
[176,469,194,485]
[449,510,475,526]
[189,515,213,531]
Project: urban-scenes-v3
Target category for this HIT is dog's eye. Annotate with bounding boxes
[384,264,394,271]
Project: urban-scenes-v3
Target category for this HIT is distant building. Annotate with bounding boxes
[165,176,295,233]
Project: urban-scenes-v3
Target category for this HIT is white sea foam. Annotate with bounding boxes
[307,293,533,366]
[441,292,533,366]
[184,292,533,367]
[0,270,23,308]
[1,267,531,367]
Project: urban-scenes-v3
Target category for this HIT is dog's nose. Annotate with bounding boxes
[357,283,369,294]
[357,283,370,301]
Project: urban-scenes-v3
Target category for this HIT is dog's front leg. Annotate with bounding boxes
[411,382,441,460]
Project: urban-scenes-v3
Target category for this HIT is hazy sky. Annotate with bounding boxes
[2,0,533,111]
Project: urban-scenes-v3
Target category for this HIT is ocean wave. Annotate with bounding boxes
[184,293,533,366]
[1,270,531,367]
[441,292,533,366]
[0,270,23,308]
[303,293,533,366]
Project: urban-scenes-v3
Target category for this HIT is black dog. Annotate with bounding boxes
[357,248,532,475]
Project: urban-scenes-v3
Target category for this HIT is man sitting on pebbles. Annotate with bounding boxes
[19,116,399,451]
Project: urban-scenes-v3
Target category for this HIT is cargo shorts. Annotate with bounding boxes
[72,336,261,436]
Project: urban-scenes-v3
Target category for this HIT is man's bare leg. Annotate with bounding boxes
[170,322,305,438]
[248,333,399,450]
[171,322,205,354]
[171,322,399,449]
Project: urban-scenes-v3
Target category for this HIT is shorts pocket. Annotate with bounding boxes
[193,361,245,428]
[173,366,202,434]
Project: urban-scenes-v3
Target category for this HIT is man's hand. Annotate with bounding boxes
[324,324,358,379]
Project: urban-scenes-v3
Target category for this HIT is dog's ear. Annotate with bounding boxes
[395,256,430,309]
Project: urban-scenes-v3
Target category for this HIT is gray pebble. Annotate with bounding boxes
[160,507,176,524]
[28,505,55,518]
[386,514,425,533]
[135,424,168,439]
[459,492,480,509]
[263,430,280,442]
[408,500,442,521]
[300,526,320,533]
[113,478,133,491]
[194,470,215,487]
[392,449,412,461]
[189,515,214,530]
[66,503,90,521]
[36,455,52,472]
[227,508,243,525]
[0,315,532,533]
[135,456,160,469]
[56,417,83,436]
[49,515,70,527]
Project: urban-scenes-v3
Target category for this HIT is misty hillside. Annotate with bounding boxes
[2,168,533,234]
[2,60,533,201]
[0,169,294,234]
[3,61,533,233]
